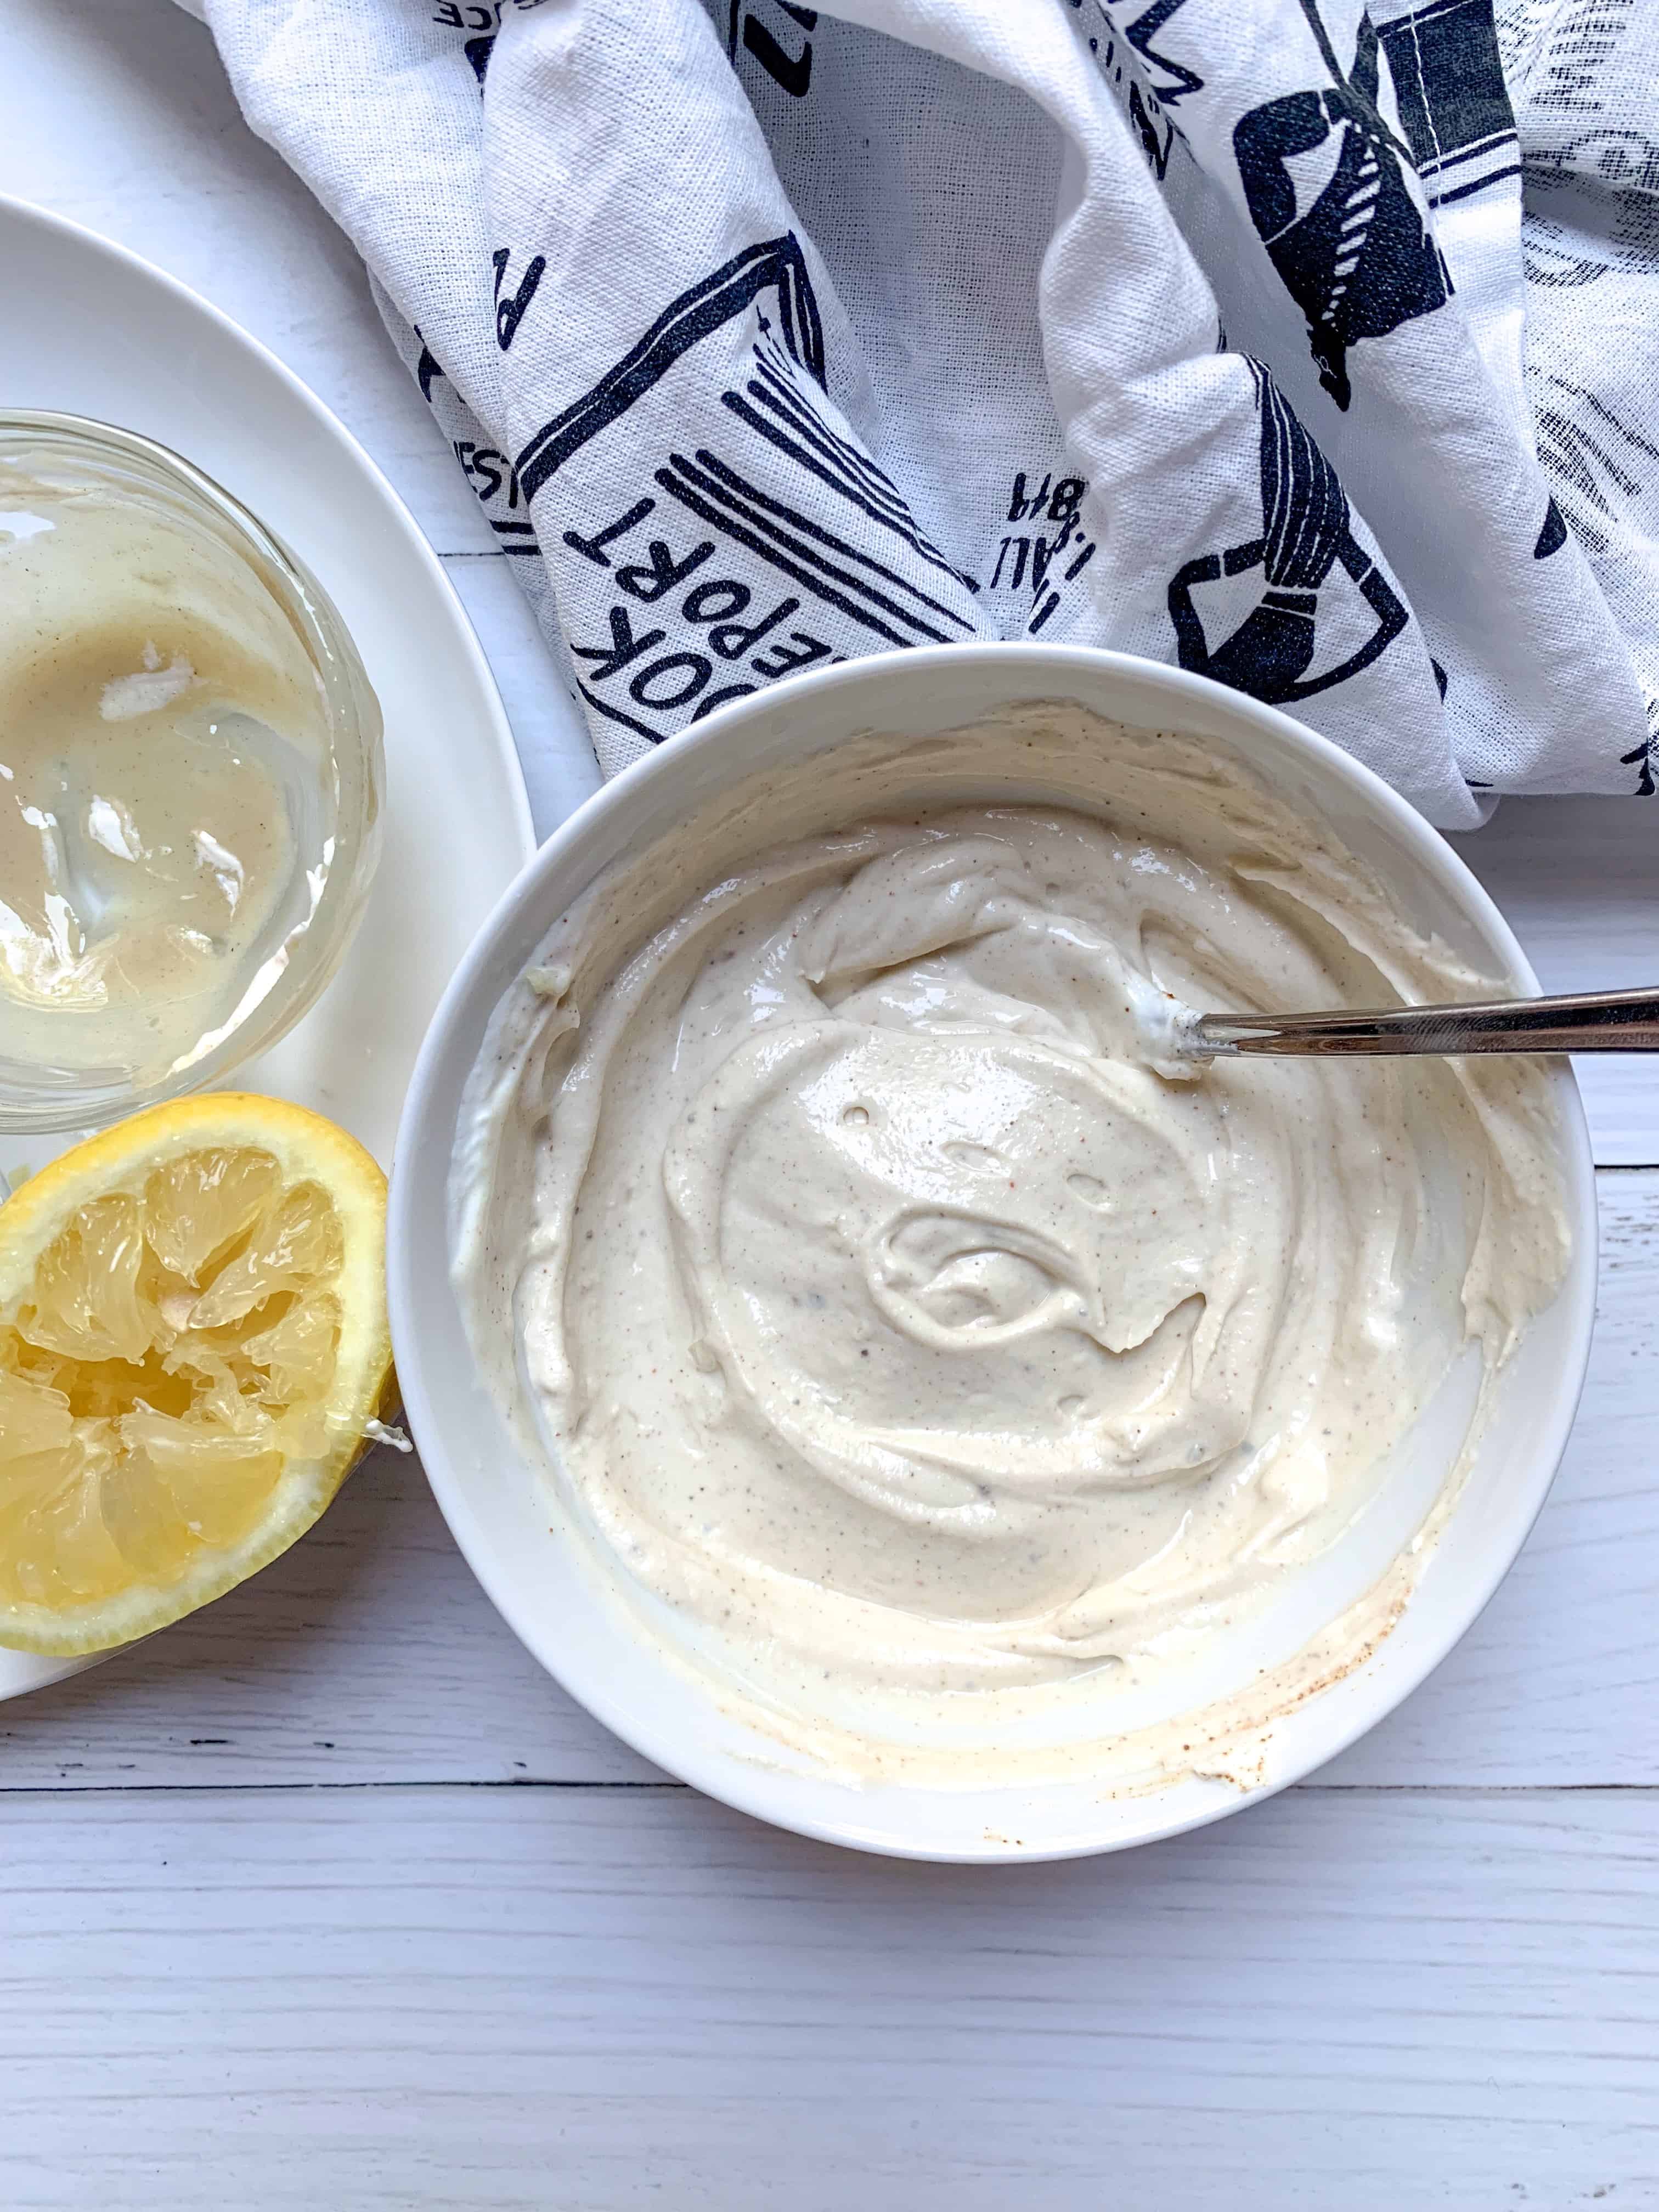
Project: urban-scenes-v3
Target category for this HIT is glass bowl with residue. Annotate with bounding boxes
[0,411,383,1135]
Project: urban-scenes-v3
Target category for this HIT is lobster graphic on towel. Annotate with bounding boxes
[1166,359,1409,702]
[1233,1,1451,410]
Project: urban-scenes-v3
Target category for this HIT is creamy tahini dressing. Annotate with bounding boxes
[454,709,1568,1791]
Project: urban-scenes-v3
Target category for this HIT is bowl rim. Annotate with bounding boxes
[0,407,385,1134]
[388,642,1598,1861]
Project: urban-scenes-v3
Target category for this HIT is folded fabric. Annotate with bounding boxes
[193,0,1658,827]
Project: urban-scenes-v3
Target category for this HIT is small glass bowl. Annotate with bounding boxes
[0,411,385,1136]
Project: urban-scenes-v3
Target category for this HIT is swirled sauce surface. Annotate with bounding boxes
[454,709,1568,1788]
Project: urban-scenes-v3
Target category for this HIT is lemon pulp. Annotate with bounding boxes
[0,1097,390,1652]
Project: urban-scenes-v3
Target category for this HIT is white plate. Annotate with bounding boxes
[0,194,535,1701]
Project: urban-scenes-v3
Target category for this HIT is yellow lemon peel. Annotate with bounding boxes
[0,1093,391,1654]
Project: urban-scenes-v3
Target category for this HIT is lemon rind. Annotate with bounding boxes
[0,1093,391,1656]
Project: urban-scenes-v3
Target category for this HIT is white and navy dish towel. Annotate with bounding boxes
[191,0,1657,828]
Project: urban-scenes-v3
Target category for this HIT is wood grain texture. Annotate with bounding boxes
[1451,802,1659,1168]
[7,9,1659,2206]
[4,1171,1655,1794]
[3,1785,1656,2210]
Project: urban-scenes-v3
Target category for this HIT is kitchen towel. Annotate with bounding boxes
[189,0,1658,828]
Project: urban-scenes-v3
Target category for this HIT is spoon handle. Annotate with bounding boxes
[1194,984,1659,1058]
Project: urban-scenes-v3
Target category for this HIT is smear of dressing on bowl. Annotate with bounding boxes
[0,467,333,1088]
[453,708,1569,1792]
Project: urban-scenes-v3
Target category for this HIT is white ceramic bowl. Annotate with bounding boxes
[388,645,1597,1861]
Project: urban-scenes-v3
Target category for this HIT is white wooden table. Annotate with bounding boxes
[3,9,1657,2205]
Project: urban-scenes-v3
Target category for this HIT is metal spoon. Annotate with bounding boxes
[1183,984,1659,1059]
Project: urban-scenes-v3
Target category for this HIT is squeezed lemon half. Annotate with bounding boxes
[0,1093,392,1654]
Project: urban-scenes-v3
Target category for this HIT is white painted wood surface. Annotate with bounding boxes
[3,6,1658,2204]
[4,1168,1656,1796]
[6,1787,1656,2211]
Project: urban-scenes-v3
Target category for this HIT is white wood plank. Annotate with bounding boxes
[1,0,1652,1791]
[1325,1164,1659,1784]
[3,9,1656,2195]
[2,1785,1655,2209]
[0,1437,661,1788]
[1451,797,1659,1167]
[5,1172,1654,1794]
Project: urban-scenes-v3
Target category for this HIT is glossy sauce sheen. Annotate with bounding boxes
[454,711,1568,1788]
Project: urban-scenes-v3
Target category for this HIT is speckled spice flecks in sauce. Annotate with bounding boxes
[452,708,1570,1792]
